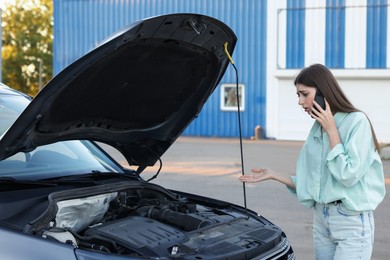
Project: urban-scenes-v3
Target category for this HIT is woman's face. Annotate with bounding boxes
[296,83,316,115]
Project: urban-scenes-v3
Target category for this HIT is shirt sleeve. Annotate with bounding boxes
[326,115,374,187]
[286,176,297,195]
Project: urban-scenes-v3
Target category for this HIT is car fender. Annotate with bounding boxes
[0,227,77,260]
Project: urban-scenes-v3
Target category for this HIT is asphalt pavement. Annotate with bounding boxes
[102,137,390,260]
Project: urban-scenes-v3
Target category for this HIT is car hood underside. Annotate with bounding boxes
[0,13,236,172]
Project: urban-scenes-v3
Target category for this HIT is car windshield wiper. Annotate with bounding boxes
[0,172,119,189]
[0,171,138,190]
[0,176,58,190]
[42,170,138,183]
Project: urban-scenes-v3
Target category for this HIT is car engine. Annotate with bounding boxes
[19,182,291,259]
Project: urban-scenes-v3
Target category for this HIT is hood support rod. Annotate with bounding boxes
[224,42,249,219]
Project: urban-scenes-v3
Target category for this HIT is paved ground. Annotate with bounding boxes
[102,137,390,260]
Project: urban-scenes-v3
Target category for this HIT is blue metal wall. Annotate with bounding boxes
[326,0,345,68]
[53,0,268,138]
[366,0,388,68]
[284,0,388,69]
[286,0,305,68]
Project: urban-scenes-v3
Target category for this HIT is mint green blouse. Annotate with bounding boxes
[289,112,386,211]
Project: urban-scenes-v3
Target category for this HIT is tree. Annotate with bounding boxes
[2,0,53,96]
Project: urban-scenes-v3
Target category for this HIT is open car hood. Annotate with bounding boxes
[0,14,236,172]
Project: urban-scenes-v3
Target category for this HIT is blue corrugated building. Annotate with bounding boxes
[53,0,390,142]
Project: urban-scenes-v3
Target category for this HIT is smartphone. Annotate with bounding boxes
[314,89,326,110]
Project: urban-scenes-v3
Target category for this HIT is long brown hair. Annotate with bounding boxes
[294,64,380,151]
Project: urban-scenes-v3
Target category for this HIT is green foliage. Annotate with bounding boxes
[2,0,53,96]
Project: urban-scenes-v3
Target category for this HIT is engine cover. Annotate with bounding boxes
[84,216,187,256]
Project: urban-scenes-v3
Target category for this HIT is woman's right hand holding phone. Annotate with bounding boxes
[311,98,341,149]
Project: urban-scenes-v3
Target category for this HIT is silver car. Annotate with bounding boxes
[0,13,294,260]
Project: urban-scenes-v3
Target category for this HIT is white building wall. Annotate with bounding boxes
[274,70,390,143]
[266,0,286,140]
[266,1,390,144]
[305,0,326,66]
[344,0,367,68]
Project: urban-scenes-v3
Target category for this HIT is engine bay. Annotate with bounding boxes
[4,182,288,259]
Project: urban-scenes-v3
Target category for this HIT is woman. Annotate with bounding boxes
[239,64,386,260]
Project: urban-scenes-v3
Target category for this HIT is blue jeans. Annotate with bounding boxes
[313,202,374,260]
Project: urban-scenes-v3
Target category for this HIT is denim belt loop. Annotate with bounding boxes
[331,200,342,206]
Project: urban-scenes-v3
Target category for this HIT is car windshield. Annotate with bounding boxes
[0,90,30,138]
[0,88,124,180]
